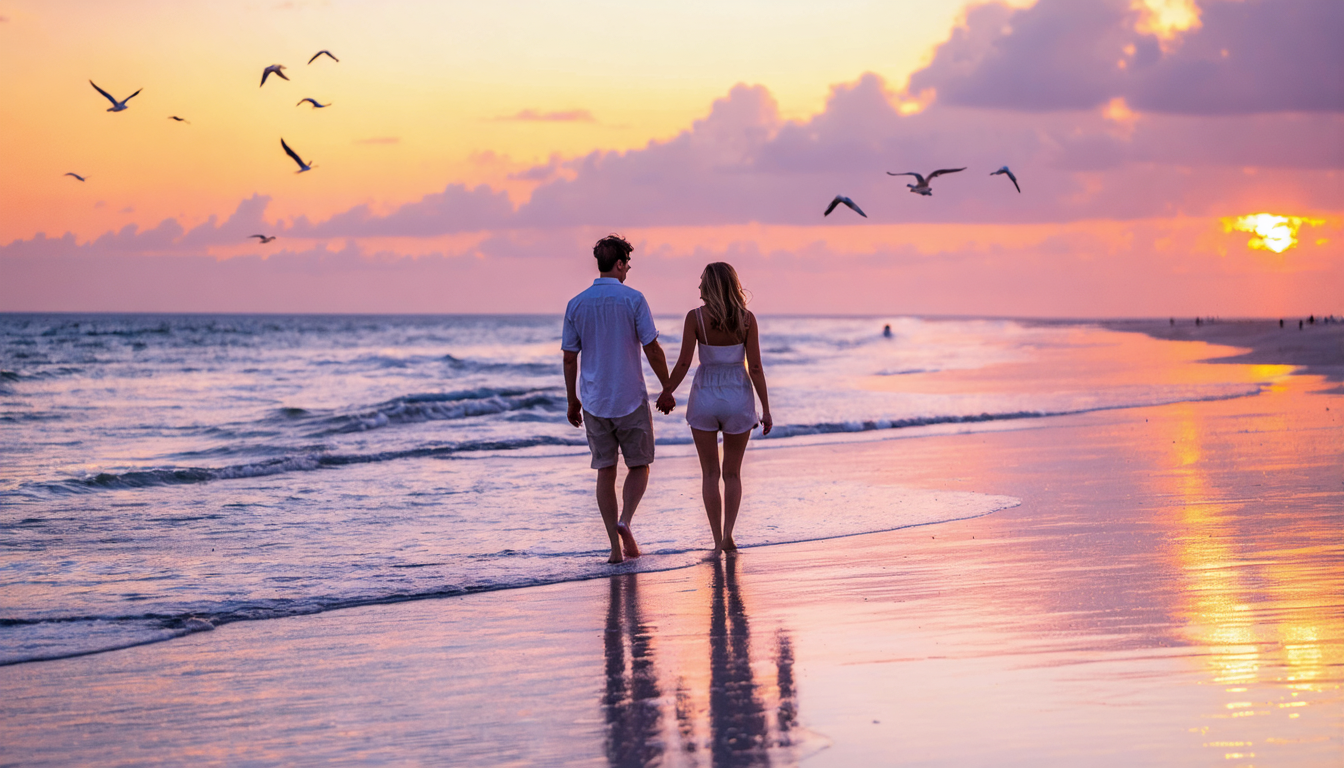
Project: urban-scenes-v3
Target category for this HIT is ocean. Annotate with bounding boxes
[0,313,1266,665]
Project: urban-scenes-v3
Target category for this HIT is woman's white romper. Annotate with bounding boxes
[685,308,758,435]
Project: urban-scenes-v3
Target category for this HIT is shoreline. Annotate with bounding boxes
[1099,317,1344,388]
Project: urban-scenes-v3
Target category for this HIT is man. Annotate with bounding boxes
[563,234,672,564]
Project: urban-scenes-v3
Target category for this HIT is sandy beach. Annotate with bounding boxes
[2,323,1341,767]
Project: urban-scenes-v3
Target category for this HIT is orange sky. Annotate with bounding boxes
[1,0,1340,315]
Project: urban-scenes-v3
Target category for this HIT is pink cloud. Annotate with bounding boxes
[496,109,596,123]
[908,0,1344,114]
[286,184,513,237]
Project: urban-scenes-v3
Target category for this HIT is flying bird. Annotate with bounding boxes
[990,166,1020,193]
[168,115,190,123]
[887,168,966,196]
[250,234,276,244]
[308,50,339,64]
[824,195,867,218]
[296,98,330,109]
[89,80,140,112]
[260,64,289,87]
[64,172,87,182]
[280,138,314,173]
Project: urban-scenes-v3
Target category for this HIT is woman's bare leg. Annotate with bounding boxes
[691,428,723,551]
[720,430,751,551]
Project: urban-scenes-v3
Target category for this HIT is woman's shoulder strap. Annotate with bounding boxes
[695,306,707,340]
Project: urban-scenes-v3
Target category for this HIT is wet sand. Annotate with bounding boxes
[1100,318,1344,391]
[1,327,1341,766]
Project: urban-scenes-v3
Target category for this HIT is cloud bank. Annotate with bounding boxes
[909,0,1344,114]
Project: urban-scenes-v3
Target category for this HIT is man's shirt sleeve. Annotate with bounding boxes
[561,305,581,352]
[633,295,659,346]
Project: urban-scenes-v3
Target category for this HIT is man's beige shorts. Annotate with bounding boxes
[583,401,655,469]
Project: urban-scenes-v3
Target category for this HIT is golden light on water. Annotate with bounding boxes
[1221,213,1325,254]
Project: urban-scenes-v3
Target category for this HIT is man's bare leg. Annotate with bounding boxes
[616,464,648,557]
[596,465,623,563]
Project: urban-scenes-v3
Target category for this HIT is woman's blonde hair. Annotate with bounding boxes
[700,262,750,340]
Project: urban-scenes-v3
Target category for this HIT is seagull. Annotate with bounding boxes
[260,64,289,87]
[168,115,190,123]
[64,172,87,182]
[824,195,867,218]
[250,234,276,244]
[280,138,314,173]
[296,98,330,108]
[308,50,339,64]
[886,168,966,196]
[990,166,1020,193]
[89,80,140,112]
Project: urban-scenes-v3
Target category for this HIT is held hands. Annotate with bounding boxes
[567,399,583,428]
[655,390,677,415]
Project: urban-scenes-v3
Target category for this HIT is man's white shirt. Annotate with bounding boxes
[562,277,659,419]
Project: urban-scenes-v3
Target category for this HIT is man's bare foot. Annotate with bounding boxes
[706,546,723,561]
[608,548,624,565]
[722,536,737,552]
[615,521,640,558]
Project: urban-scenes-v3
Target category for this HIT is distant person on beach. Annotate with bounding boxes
[563,234,672,564]
[658,263,772,555]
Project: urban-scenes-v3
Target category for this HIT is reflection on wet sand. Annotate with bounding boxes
[1156,396,1343,763]
[604,574,665,767]
[602,559,801,767]
[709,556,770,766]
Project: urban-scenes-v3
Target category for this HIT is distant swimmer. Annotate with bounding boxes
[296,98,331,109]
[883,324,893,338]
[824,195,867,218]
[887,167,965,196]
[250,234,276,244]
[260,64,289,87]
[64,172,87,182]
[308,50,339,64]
[990,166,1020,193]
[89,80,140,112]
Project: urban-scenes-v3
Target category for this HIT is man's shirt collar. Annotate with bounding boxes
[593,277,622,285]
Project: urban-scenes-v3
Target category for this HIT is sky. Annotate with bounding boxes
[1,0,1340,316]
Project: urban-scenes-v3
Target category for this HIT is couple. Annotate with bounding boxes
[562,234,773,564]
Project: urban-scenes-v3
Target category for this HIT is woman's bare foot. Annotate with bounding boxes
[608,548,624,565]
[615,521,640,558]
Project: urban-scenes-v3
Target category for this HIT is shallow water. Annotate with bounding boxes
[0,314,1279,664]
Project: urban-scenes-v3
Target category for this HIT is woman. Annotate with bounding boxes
[658,263,772,554]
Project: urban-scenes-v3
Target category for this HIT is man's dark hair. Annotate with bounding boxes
[593,234,634,272]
